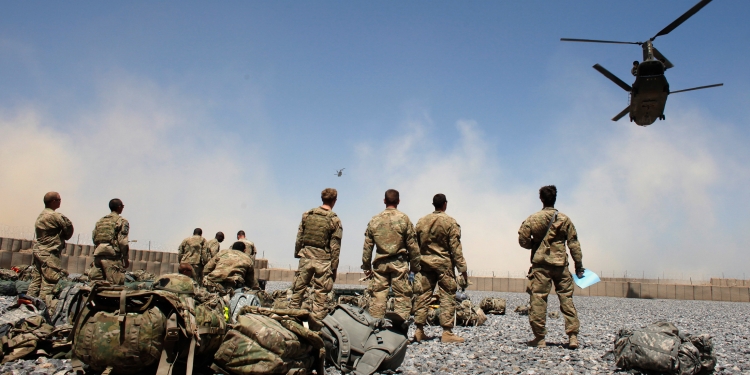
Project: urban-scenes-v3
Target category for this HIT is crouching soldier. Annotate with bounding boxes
[203,241,256,296]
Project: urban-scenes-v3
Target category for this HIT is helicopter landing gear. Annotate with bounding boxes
[659,115,665,120]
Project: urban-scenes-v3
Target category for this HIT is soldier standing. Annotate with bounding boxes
[178,228,207,284]
[203,241,256,296]
[236,230,259,289]
[28,192,74,303]
[413,194,468,343]
[205,231,225,260]
[362,189,421,328]
[518,185,584,349]
[90,198,130,285]
[289,188,343,327]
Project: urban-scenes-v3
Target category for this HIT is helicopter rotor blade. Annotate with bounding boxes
[652,0,713,40]
[593,64,632,92]
[561,38,641,45]
[612,106,631,122]
[670,83,723,94]
[651,47,675,70]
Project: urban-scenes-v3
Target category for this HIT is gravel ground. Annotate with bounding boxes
[1,283,748,375]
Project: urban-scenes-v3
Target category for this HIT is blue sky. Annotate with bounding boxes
[1,1,749,279]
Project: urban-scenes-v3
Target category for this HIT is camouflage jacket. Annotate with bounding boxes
[415,211,467,273]
[362,208,421,272]
[204,249,255,287]
[518,207,582,267]
[178,235,206,265]
[294,207,342,270]
[33,208,74,253]
[205,238,222,261]
[239,239,257,258]
[92,212,129,258]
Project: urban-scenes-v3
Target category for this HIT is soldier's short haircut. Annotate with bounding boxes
[178,263,194,276]
[193,228,202,235]
[43,192,60,207]
[237,230,246,237]
[321,188,338,203]
[539,185,557,207]
[384,189,400,205]
[432,193,447,209]
[216,231,224,239]
[109,198,124,211]
[231,241,246,251]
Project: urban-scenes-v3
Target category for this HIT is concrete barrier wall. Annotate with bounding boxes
[253,271,750,303]
[0,236,270,278]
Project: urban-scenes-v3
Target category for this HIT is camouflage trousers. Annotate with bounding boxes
[413,268,458,329]
[27,250,64,304]
[528,264,579,337]
[88,256,126,285]
[369,259,412,321]
[191,263,204,286]
[289,257,334,322]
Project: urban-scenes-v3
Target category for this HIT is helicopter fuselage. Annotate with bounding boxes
[629,61,669,126]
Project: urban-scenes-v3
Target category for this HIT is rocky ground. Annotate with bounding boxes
[1,283,748,375]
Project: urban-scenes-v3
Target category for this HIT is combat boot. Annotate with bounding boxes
[441,330,465,344]
[568,334,579,349]
[414,325,432,342]
[527,335,546,348]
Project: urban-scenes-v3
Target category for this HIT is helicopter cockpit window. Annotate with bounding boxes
[637,62,664,77]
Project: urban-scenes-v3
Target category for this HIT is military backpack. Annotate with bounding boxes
[479,297,506,315]
[614,321,716,375]
[320,304,408,375]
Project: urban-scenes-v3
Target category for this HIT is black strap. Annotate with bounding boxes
[530,210,557,263]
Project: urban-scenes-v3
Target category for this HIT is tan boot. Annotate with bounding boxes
[527,335,546,348]
[414,326,432,342]
[441,330,465,344]
[568,334,579,349]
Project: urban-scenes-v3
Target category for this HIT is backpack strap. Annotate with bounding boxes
[155,313,180,375]
[354,349,389,375]
[322,315,351,370]
[530,210,557,263]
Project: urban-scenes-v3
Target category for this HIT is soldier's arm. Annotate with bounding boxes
[361,223,374,271]
[178,239,186,262]
[330,217,342,271]
[405,218,421,273]
[59,214,74,241]
[294,213,306,258]
[449,221,468,273]
[118,219,130,262]
[204,253,218,275]
[518,218,534,249]
[565,218,583,268]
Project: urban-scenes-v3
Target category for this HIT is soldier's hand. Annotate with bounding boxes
[576,268,585,279]
[364,269,373,278]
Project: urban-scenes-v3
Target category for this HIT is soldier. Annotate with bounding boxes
[518,185,584,349]
[289,188,343,328]
[89,198,130,285]
[203,241,256,296]
[205,231,225,260]
[28,192,74,303]
[362,189,421,329]
[236,230,260,289]
[178,228,207,284]
[413,194,468,343]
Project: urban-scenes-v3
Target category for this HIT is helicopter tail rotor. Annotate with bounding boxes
[593,64,632,92]
[670,83,723,94]
[612,106,631,122]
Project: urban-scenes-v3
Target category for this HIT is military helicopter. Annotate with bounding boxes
[335,168,345,177]
[561,0,723,126]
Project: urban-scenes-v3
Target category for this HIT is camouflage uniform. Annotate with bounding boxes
[238,239,259,287]
[413,211,467,329]
[28,208,74,303]
[203,249,256,295]
[205,238,222,260]
[518,207,582,338]
[178,235,207,284]
[89,212,129,285]
[289,207,342,322]
[362,208,421,321]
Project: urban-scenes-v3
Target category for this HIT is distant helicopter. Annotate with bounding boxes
[561,0,723,126]
[335,168,345,177]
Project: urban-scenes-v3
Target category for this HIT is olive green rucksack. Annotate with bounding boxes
[479,297,506,315]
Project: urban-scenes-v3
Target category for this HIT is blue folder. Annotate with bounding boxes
[572,269,600,289]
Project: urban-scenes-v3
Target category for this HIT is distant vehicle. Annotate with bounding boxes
[335,168,345,177]
[561,0,723,126]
